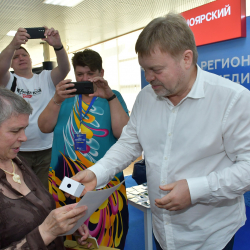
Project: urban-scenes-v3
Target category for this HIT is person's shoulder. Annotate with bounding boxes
[112,89,121,96]
[141,84,153,92]
[137,84,155,99]
[37,70,52,77]
[201,69,247,95]
[111,90,125,101]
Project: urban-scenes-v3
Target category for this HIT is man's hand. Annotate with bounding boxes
[155,179,191,211]
[66,170,97,199]
[10,28,30,50]
[43,26,62,49]
[89,76,114,100]
[53,79,76,105]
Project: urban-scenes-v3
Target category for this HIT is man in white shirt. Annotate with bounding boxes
[0,27,70,188]
[71,13,250,250]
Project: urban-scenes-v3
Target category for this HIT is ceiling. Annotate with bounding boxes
[0,0,233,65]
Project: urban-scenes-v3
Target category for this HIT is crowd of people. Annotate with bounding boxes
[1,12,250,250]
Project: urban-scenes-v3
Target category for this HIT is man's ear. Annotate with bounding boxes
[182,50,193,69]
[100,69,104,77]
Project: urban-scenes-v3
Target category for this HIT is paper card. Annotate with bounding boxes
[135,185,147,190]
[64,240,119,250]
[138,194,147,198]
[85,237,99,249]
[138,201,150,208]
[139,192,148,196]
[134,188,146,192]
[127,194,135,199]
[128,190,140,195]
[126,187,134,192]
[130,197,141,203]
[61,180,125,236]
[73,235,98,249]
[64,240,78,249]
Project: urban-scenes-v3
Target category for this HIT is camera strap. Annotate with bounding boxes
[10,76,17,93]
[79,95,97,133]
[74,95,97,152]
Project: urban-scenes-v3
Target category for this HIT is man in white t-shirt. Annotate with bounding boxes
[0,27,70,188]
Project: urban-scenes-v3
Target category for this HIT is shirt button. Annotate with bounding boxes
[168,133,172,136]
[161,181,164,184]
[172,110,175,113]
[165,157,167,160]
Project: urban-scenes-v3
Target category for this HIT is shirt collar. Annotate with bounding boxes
[157,64,205,104]
[186,65,205,99]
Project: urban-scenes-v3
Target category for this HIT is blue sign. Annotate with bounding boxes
[197,16,250,89]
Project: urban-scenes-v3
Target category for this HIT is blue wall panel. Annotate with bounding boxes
[197,16,250,89]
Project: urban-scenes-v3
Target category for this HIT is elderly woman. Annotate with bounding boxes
[0,88,90,249]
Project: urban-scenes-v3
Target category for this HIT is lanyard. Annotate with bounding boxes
[79,95,97,133]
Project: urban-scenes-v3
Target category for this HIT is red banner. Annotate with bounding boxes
[23,94,32,98]
[181,0,246,46]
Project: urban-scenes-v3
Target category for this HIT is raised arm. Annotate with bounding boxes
[43,26,70,86]
[108,91,129,139]
[90,76,129,138]
[38,79,76,133]
[0,28,29,87]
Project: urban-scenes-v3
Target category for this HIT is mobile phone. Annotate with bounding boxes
[66,81,94,95]
[25,27,45,39]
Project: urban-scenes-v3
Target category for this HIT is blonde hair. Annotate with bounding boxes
[135,13,198,64]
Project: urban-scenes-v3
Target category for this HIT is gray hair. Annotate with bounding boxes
[135,13,198,64]
[0,87,33,125]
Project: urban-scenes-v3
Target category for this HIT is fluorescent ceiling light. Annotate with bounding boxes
[7,30,17,36]
[43,0,84,7]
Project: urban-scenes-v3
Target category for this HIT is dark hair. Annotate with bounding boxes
[17,46,30,55]
[135,13,198,65]
[0,88,32,126]
[71,49,102,72]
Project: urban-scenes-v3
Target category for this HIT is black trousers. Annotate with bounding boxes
[154,235,235,250]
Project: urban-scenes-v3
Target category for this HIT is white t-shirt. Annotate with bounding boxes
[6,70,55,151]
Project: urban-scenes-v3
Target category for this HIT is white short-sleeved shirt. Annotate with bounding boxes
[6,71,55,151]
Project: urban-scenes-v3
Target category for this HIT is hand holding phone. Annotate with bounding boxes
[25,27,45,39]
[66,81,94,95]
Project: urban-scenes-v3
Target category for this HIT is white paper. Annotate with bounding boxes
[61,180,125,235]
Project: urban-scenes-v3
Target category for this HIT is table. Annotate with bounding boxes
[126,184,153,250]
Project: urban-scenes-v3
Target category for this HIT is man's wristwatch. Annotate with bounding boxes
[107,94,116,102]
